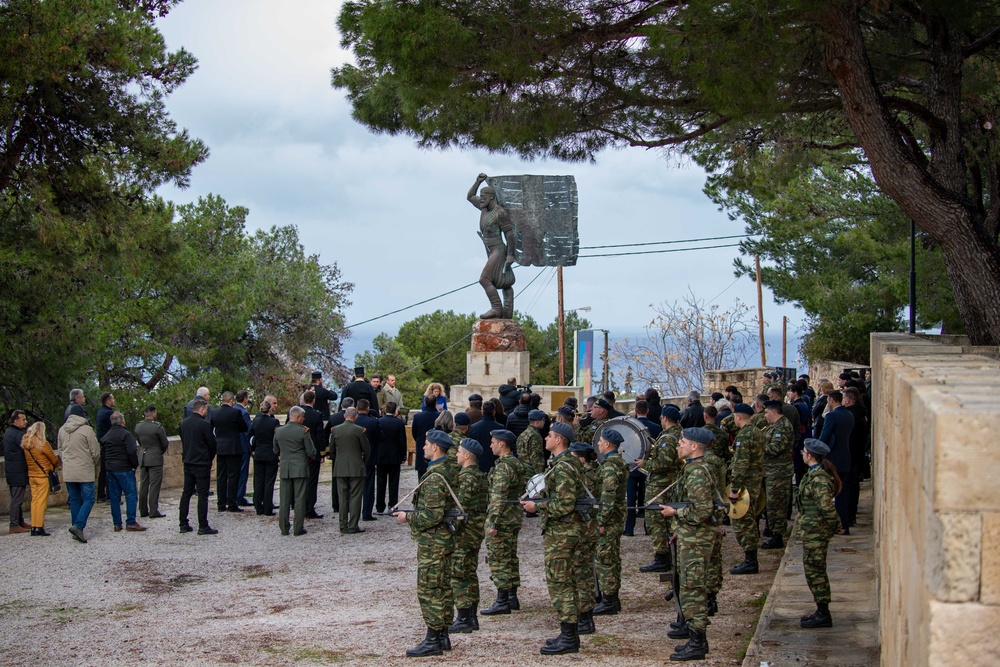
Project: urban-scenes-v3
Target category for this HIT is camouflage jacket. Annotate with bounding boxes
[704,421,731,462]
[670,457,718,538]
[762,415,795,462]
[596,451,629,530]
[729,423,764,495]
[454,464,488,546]
[642,423,683,488]
[516,425,546,475]
[796,464,840,541]
[578,417,608,445]
[485,452,527,530]
[409,458,457,548]
[540,450,587,534]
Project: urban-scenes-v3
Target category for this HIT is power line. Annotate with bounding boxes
[580,234,748,250]
[706,276,743,305]
[345,280,478,329]
[578,243,741,258]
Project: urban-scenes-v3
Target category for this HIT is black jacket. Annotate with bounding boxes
[679,402,706,428]
[212,403,248,457]
[376,415,407,465]
[469,417,504,473]
[180,412,217,466]
[356,412,381,467]
[101,424,139,472]
[250,413,280,463]
[410,406,440,474]
[3,426,27,486]
[301,405,327,456]
[340,379,380,416]
[498,384,520,414]
[309,384,338,418]
[845,403,869,472]
[96,405,114,443]
[506,404,531,438]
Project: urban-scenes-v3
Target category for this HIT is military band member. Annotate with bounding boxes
[729,404,766,574]
[701,432,729,617]
[569,441,600,635]
[394,429,457,657]
[660,427,718,661]
[702,405,731,467]
[555,405,580,441]
[636,404,683,573]
[578,397,612,443]
[481,429,527,616]
[761,400,795,550]
[449,438,489,634]
[521,421,588,655]
[797,438,842,629]
[592,428,629,615]
[517,410,547,475]
[750,393,770,430]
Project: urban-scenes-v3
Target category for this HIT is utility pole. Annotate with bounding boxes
[909,219,917,334]
[755,255,766,366]
[782,316,787,367]
[557,266,566,385]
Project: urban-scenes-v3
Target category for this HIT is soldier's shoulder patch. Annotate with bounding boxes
[734,440,742,448]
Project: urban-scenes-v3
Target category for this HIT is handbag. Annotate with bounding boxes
[26,447,61,494]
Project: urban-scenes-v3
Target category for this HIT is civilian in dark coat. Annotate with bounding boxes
[4,411,29,531]
[308,373,337,418]
[355,399,381,521]
[340,368,380,416]
[843,387,869,527]
[101,415,144,530]
[818,391,854,534]
[235,391,254,506]
[506,393,532,438]
[95,393,115,502]
[464,395,484,425]
[300,393,327,519]
[410,401,440,477]
[679,392,706,428]
[468,402,504,472]
[375,402,407,513]
[183,387,210,420]
[211,393,248,513]
[178,400,217,533]
[250,400,280,516]
[498,378,520,414]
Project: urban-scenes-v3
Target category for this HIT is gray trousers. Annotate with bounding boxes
[336,476,365,532]
[8,485,25,527]
[278,477,310,536]
[138,465,164,516]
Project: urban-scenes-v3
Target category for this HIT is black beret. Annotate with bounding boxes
[550,422,575,441]
[454,412,471,426]
[660,405,681,421]
[569,442,594,453]
[763,400,782,410]
[683,427,715,445]
[600,428,624,445]
[557,406,576,419]
[460,438,482,457]
[595,398,613,411]
[733,403,754,416]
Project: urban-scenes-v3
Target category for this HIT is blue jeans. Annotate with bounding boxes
[66,482,96,530]
[107,470,139,527]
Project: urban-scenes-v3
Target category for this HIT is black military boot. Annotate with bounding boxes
[593,592,620,615]
[594,585,602,603]
[540,622,580,655]
[405,628,442,657]
[800,603,833,628]
[577,610,595,635]
[471,609,480,631]
[707,594,718,617]
[449,607,475,634]
[669,628,708,661]
[639,551,672,573]
[440,628,451,651]
[667,621,690,639]
[508,586,521,611]
[730,549,759,575]
[481,589,511,615]
[760,534,784,550]
[669,612,685,629]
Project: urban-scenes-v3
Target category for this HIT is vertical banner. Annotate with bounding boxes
[573,329,594,396]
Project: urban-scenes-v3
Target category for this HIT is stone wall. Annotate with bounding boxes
[704,366,772,401]
[808,359,870,385]
[871,333,1000,666]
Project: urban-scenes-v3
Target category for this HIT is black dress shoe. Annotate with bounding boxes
[148,512,167,519]
[346,527,365,534]
[179,524,193,533]
[237,499,252,506]
[227,506,245,513]
[197,526,219,535]
[362,516,377,522]
[293,529,308,536]
[140,512,149,518]
[305,511,324,519]
[257,511,275,517]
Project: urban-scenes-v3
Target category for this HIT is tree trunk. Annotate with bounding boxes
[937,231,1000,344]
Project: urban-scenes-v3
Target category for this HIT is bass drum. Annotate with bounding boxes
[592,416,651,470]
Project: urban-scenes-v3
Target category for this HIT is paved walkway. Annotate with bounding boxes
[743,481,880,666]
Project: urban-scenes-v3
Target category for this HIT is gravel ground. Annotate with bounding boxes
[0,468,780,666]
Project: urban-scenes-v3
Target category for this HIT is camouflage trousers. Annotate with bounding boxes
[417,544,454,630]
[733,481,764,552]
[574,520,598,614]
[763,460,794,538]
[646,483,671,555]
[543,524,583,623]
[451,531,484,608]
[486,524,521,590]
[595,523,624,594]
[705,528,724,595]
[802,537,832,604]
[678,528,715,633]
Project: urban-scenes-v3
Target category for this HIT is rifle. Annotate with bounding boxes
[630,501,731,523]
[390,508,467,534]
[504,497,603,520]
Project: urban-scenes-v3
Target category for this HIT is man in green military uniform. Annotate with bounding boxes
[578,397,611,444]
[761,400,795,550]
[593,428,630,615]
[449,438,489,634]
[636,404,683,573]
[394,429,458,657]
[729,404,766,574]
[568,441,600,635]
[750,394,770,430]
[330,408,370,534]
[702,405,731,467]
[522,421,588,655]
[517,410,547,475]
[273,406,317,537]
[700,432,729,617]
[481,429,527,616]
[661,427,720,661]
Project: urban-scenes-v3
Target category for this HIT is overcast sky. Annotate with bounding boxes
[156,1,807,374]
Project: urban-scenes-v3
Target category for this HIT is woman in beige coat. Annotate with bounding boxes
[22,422,60,536]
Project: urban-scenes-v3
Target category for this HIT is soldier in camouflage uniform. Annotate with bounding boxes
[449,438,489,634]
[521,421,587,655]
[569,441,600,634]
[517,410,547,475]
[394,429,458,657]
[702,406,731,467]
[661,428,719,661]
[481,429,527,616]
[797,438,842,628]
[749,394,770,430]
[577,397,611,444]
[637,404,683,573]
[701,435,729,617]
[761,401,795,550]
[592,428,630,615]
[729,404,766,575]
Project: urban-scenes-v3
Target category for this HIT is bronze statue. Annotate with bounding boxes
[468,173,516,319]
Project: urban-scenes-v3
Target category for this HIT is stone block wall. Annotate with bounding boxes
[808,359,870,385]
[704,366,772,401]
[871,333,1000,666]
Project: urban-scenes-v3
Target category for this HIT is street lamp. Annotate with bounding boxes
[559,306,591,386]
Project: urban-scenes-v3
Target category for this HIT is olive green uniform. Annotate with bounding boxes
[796,464,840,603]
[575,459,601,615]
[540,451,587,623]
[485,452,527,591]
[407,458,456,630]
[641,424,683,555]
[702,450,728,597]
[451,464,488,609]
[729,423,766,551]
[516,425,546,475]
[762,415,795,538]
[595,451,629,595]
[669,456,717,633]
